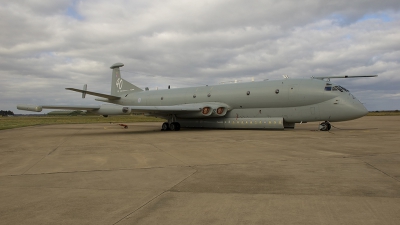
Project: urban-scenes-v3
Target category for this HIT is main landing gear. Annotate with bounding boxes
[161,122,181,131]
[319,121,332,131]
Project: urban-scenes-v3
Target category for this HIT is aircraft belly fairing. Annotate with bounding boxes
[178,117,284,130]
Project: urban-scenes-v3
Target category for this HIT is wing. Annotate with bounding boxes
[17,102,230,117]
[312,75,378,80]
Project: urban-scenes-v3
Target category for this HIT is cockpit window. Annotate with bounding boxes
[341,86,349,92]
[327,85,349,92]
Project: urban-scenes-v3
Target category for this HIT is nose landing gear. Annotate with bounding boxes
[319,121,331,131]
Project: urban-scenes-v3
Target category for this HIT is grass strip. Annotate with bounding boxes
[367,111,400,116]
[0,115,165,130]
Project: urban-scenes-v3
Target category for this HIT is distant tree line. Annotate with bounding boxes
[1,110,14,116]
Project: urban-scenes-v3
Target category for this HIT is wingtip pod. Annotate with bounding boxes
[95,105,131,116]
[17,105,43,112]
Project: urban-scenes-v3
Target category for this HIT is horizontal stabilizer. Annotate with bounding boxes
[312,75,378,80]
[66,88,121,100]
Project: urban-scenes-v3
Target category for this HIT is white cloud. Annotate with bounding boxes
[1,0,400,113]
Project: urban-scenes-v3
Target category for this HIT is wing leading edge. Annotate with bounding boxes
[312,75,378,80]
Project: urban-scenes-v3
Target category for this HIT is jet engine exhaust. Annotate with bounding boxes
[202,107,211,115]
[217,107,224,115]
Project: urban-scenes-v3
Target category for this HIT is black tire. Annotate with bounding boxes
[326,123,331,131]
[161,122,169,131]
[319,121,331,131]
[170,122,176,131]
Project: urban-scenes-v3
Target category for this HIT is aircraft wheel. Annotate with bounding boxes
[326,122,331,131]
[319,121,331,131]
[170,122,181,131]
[175,122,181,131]
[161,122,170,131]
[169,122,176,131]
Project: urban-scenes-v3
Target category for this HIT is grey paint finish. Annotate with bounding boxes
[17,62,371,129]
[113,78,367,123]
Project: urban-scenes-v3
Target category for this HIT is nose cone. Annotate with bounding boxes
[353,101,368,118]
[327,96,369,122]
[343,96,368,120]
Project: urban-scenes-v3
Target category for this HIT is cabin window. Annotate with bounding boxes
[275,89,279,94]
[247,91,250,95]
[193,94,196,98]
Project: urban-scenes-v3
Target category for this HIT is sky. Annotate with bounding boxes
[1,0,400,113]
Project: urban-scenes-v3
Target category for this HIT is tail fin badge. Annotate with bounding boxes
[116,78,123,90]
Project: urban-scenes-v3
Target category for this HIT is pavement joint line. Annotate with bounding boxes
[47,147,58,155]
[0,186,153,191]
[112,169,198,225]
[164,191,400,198]
[4,165,193,177]
[2,158,369,177]
[343,152,400,158]
[20,125,85,175]
[21,155,47,175]
[363,161,400,183]
[0,186,399,199]
[150,143,189,166]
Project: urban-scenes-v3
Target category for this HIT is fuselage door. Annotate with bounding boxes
[310,106,320,120]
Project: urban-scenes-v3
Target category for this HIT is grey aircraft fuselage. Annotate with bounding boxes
[106,78,367,124]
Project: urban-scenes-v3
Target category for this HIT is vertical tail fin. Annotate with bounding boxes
[110,63,143,96]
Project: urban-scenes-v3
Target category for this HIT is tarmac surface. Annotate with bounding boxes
[0,116,399,225]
